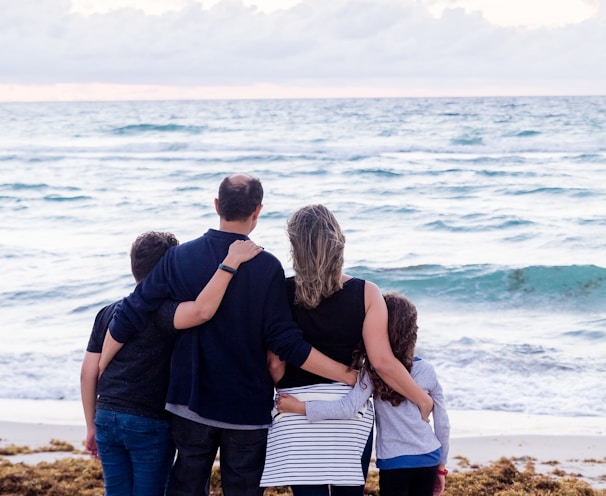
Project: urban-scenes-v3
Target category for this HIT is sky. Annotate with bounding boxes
[0,0,604,101]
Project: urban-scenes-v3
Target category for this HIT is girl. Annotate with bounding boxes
[277,292,450,496]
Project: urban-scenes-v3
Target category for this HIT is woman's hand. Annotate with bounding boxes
[420,396,434,422]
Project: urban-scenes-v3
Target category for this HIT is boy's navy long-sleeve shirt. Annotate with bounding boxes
[109,228,312,426]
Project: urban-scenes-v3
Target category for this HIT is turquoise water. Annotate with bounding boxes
[1,96,605,416]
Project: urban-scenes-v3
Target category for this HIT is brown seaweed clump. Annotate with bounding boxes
[0,457,103,496]
[0,440,77,457]
[0,455,605,495]
[442,457,606,496]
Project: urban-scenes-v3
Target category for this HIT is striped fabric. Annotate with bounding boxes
[260,383,374,487]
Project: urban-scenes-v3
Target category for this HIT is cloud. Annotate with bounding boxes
[0,0,604,97]
[426,0,599,27]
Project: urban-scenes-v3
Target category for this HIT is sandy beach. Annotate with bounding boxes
[1,399,605,490]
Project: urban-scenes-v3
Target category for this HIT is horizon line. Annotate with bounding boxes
[1,83,604,104]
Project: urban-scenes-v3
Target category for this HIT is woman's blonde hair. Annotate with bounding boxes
[287,204,345,309]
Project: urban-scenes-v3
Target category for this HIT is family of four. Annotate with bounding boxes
[80,173,450,496]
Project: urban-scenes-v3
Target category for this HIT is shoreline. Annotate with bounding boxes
[1,399,605,489]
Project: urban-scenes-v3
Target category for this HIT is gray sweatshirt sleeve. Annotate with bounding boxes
[305,374,374,422]
[425,364,450,465]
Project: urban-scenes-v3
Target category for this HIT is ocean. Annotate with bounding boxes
[1,96,605,418]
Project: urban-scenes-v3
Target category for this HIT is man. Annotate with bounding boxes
[108,174,355,495]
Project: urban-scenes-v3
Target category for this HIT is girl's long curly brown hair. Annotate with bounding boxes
[352,292,418,406]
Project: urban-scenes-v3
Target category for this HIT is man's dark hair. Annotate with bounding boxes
[130,231,179,283]
[217,175,263,221]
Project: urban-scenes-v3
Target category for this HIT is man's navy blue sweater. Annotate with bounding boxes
[109,229,311,426]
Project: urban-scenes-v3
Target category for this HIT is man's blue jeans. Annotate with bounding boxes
[95,409,175,496]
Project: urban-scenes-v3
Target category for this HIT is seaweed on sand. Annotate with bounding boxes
[0,454,605,496]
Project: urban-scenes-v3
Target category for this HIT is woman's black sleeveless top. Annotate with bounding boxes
[278,276,366,388]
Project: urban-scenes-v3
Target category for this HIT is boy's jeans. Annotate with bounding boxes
[95,409,175,496]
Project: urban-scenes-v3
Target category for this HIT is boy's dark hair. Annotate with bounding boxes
[353,292,418,407]
[217,175,263,221]
[130,231,179,283]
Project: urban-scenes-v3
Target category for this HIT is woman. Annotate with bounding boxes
[260,205,433,496]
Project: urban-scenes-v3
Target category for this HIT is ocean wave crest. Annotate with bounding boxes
[350,264,606,311]
[111,123,209,135]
